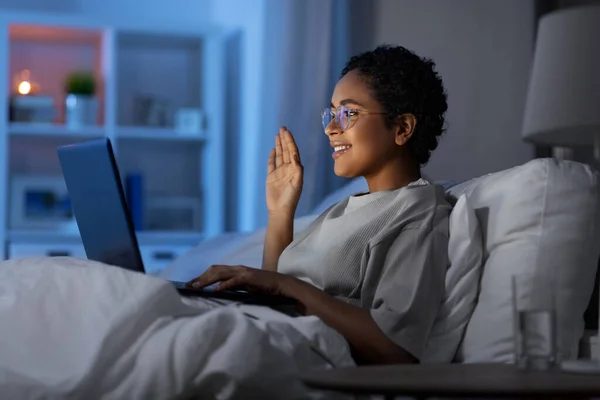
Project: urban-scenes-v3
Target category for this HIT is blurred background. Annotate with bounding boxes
[0,0,597,271]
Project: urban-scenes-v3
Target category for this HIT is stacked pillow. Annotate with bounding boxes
[422,194,483,363]
[447,159,599,363]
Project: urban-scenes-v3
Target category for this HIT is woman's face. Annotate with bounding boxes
[324,70,403,179]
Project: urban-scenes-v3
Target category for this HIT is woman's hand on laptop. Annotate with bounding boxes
[185,265,294,296]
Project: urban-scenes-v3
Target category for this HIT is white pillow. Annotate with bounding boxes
[447,159,600,363]
[422,194,484,363]
[162,215,319,282]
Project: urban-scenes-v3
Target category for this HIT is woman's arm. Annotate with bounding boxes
[262,128,303,271]
[281,227,447,366]
[282,277,416,365]
[261,213,294,272]
[188,264,412,365]
[187,224,446,366]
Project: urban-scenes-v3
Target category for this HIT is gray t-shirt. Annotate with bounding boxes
[277,179,451,360]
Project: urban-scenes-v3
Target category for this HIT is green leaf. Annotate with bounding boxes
[64,70,96,95]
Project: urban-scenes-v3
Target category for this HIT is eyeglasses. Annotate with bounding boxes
[321,105,388,131]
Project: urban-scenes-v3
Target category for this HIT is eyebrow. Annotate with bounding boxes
[330,98,365,108]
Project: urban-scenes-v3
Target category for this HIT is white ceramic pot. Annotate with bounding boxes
[65,94,98,127]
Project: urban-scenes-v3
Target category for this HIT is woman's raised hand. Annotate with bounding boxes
[265,127,304,217]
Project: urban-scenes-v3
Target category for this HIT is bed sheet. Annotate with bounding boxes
[0,257,356,399]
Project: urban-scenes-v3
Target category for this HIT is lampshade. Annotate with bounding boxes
[522,5,600,148]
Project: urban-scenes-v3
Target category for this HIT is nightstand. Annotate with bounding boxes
[300,363,600,399]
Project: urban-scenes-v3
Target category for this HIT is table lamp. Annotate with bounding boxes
[522,4,600,374]
[522,5,600,157]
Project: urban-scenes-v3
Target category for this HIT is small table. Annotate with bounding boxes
[300,363,600,399]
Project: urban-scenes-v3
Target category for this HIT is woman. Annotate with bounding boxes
[187,45,451,366]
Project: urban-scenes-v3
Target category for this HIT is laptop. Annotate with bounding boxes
[56,137,296,307]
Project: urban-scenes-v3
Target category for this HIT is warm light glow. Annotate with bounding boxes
[18,80,31,95]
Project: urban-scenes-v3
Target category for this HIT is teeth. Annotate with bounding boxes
[334,145,351,152]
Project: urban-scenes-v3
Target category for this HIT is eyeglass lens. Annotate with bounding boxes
[321,106,351,131]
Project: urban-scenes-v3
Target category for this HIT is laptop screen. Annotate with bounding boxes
[57,138,145,273]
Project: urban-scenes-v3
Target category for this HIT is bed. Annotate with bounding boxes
[1,158,598,399]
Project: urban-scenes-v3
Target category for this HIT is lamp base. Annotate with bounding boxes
[552,146,575,160]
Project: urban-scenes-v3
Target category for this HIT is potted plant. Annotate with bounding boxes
[64,70,98,127]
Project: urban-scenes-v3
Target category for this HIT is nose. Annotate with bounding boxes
[324,119,341,138]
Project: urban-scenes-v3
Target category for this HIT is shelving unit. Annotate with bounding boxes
[116,126,206,142]
[0,12,228,267]
[9,122,106,138]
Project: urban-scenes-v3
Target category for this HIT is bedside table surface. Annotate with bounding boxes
[300,363,600,398]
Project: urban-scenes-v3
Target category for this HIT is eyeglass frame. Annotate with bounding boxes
[321,105,390,131]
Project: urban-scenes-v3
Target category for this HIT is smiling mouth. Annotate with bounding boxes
[332,145,352,159]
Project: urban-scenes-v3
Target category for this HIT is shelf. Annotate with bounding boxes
[136,231,204,246]
[8,229,82,244]
[9,24,102,45]
[8,229,204,246]
[0,20,228,259]
[116,126,206,142]
[7,123,206,142]
[115,32,202,127]
[8,123,105,140]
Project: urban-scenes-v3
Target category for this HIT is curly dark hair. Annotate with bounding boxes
[341,45,448,165]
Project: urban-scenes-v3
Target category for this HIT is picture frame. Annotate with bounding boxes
[174,107,204,136]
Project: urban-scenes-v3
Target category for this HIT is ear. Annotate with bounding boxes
[394,114,417,146]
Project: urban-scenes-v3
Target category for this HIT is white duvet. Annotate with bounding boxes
[0,257,356,400]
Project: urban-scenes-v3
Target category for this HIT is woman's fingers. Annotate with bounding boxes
[281,127,291,164]
[275,132,283,168]
[267,148,276,174]
[214,276,246,292]
[282,128,301,165]
[187,274,214,288]
[187,265,236,288]
[272,127,301,169]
